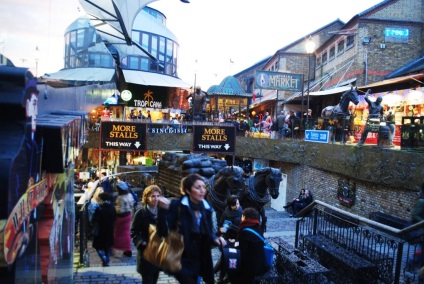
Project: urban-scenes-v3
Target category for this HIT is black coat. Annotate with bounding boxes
[131,205,160,275]
[157,196,218,283]
[236,224,268,284]
[92,201,116,250]
[219,206,242,240]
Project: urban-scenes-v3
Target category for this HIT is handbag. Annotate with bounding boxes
[243,228,274,267]
[143,207,184,273]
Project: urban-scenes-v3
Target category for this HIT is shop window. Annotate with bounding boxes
[346,35,355,49]
[337,40,345,54]
[329,46,335,61]
[321,51,328,65]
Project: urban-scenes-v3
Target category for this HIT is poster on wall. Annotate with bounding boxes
[253,159,269,171]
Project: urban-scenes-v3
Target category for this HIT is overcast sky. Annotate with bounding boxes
[0,0,383,90]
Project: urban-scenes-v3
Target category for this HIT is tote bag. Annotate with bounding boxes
[143,224,184,273]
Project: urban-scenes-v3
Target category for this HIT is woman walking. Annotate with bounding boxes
[157,173,226,284]
[113,180,134,257]
[131,185,163,284]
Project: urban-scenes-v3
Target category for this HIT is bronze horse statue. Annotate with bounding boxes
[321,86,360,118]
[206,166,245,221]
[240,167,282,232]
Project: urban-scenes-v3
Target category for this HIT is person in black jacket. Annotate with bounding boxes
[233,207,268,284]
[92,192,116,267]
[215,195,243,283]
[157,174,226,284]
[130,185,163,284]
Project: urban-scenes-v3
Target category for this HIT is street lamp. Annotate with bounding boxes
[305,37,315,129]
[34,46,40,77]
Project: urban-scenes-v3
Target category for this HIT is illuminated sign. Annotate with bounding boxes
[384,28,409,43]
[134,90,162,108]
[100,121,147,150]
[121,90,132,101]
[255,71,303,91]
[192,125,235,154]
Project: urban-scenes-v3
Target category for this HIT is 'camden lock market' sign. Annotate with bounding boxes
[100,121,147,151]
[255,70,303,91]
[192,125,236,154]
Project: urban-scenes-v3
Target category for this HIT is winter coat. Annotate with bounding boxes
[219,206,242,240]
[157,196,218,283]
[131,205,160,275]
[92,201,116,250]
[237,224,268,284]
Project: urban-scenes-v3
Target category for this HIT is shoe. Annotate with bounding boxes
[123,250,132,257]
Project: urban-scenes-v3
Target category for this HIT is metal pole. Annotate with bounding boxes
[306,54,311,130]
[192,74,196,121]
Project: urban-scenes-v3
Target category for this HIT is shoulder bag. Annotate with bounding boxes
[143,207,184,273]
[243,228,274,267]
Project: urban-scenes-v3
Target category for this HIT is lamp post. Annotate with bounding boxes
[305,37,315,130]
[34,46,40,77]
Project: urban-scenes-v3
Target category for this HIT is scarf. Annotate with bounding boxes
[188,199,209,235]
[238,218,260,232]
[223,206,242,225]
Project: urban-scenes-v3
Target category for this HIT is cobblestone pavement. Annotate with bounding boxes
[73,209,296,283]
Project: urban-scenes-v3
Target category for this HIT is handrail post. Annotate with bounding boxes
[295,219,300,248]
[312,208,318,235]
[394,241,403,284]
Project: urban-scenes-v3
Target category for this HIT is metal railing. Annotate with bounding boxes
[294,200,424,284]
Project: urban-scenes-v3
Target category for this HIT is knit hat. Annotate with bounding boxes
[117,181,128,191]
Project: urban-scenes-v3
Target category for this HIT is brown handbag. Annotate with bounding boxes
[143,224,184,273]
[143,205,184,273]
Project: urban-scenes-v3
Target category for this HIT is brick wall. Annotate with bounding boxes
[272,161,418,221]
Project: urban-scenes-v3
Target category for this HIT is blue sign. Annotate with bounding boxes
[304,130,329,143]
[255,71,303,91]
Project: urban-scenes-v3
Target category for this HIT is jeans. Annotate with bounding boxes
[96,249,111,265]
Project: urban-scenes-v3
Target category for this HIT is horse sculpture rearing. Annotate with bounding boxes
[321,86,360,118]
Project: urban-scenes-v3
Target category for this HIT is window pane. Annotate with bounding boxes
[151,35,158,57]
[129,57,139,69]
[141,33,149,52]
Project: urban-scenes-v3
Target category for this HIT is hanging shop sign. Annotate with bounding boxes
[100,121,147,151]
[255,70,303,91]
[192,125,235,154]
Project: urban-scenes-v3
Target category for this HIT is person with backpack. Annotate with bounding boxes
[131,185,163,284]
[231,207,269,284]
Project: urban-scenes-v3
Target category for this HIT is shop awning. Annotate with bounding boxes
[122,70,191,88]
[359,73,424,90]
[41,68,115,82]
[308,85,352,96]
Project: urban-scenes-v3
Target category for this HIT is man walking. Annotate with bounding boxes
[277,110,287,139]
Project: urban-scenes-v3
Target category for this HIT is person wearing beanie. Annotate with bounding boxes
[113,180,134,257]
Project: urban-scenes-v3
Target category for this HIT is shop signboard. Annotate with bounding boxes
[192,125,235,154]
[255,70,303,91]
[304,130,330,143]
[100,121,147,151]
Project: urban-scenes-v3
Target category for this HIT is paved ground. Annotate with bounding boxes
[73,209,296,283]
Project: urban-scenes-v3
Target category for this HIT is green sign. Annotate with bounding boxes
[255,71,303,91]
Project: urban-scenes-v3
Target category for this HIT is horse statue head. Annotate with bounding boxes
[321,86,360,118]
[206,165,245,219]
[240,167,282,232]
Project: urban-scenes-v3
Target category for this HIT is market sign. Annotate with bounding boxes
[304,130,330,143]
[100,121,147,151]
[192,125,235,154]
[255,70,303,91]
